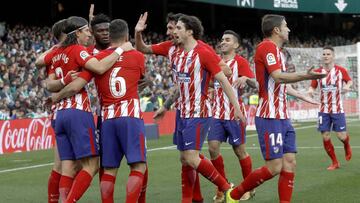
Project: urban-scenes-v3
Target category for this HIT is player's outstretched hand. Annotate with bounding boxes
[120,42,134,52]
[300,95,320,105]
[307,66,327,79]
[153,106,167,121]
[234,76,249,89]
[135,12,148,33]
[342,85,351,94]
[89,4,95,23]
[234,107,246,124]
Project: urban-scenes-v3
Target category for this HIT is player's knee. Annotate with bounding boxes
[52,161,62,173]
[208,146,220,159]
[130,162,146,174]
[283,157,296,172]
[234,145,247,159]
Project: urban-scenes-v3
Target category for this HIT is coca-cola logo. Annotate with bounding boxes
[0,118,55,154]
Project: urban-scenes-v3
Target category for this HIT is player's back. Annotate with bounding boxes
[94,49,145,119]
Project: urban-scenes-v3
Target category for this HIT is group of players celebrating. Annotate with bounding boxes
[37,5,353,203]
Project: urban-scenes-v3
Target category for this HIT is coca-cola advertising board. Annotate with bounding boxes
[0,117,55,154]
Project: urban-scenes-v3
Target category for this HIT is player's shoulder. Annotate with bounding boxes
[235,54,248,63]
[335,64,347,71]
[124,50,145,59]
[257,39,277,50]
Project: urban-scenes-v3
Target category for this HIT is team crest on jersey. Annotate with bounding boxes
[80,51,90,60]
[266,53,276,66]
[273,146,279,154]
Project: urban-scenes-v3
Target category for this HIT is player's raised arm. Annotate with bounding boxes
[134,12,153,54]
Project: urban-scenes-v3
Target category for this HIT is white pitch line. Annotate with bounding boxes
[0,163,53,174]
[0,120,358,174]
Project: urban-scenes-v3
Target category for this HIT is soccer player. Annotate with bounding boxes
[46,16,132,203]
[225,14,326,203]
[92,18,147,203]
[208,30,257,203]
[135,12,207,203]
[36,19,68,203]
[171,15,246,203]
[307,46,352,170]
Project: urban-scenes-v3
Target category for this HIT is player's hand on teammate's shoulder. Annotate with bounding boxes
[120,42,134,52]
[307,66,327,79]
[135,12,148,33]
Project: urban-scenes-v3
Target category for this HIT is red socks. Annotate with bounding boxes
[138,166,148,203]
[65,170,93,203]
[240,156,252,179]
[230,166,273,200]
[323,139,338,164]
[59,175,73,203]
[196,158,230,192]
[342,135,352,161]
[126,170,144,203]
[211,155,227,191]
[48,170,61,203]
[278,171,295,203]
[100,173,116,203]
[181,165,196,203]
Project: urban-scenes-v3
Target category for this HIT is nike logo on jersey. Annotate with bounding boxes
[185,142,193,146]
[340,126,345,130]
[233,138,240,143]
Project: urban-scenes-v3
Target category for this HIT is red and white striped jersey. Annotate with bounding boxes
[151,40,221,114]
[94,49,145,121]
[213,55,254,120]
[43,47,60,120]
[311,65,351,113]
[171,42,222,118]
[47,45,94,112]
[255,39,288,119]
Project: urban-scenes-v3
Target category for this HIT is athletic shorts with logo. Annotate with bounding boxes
[255,117,297,160]
[100,117,146,168]
[208,118,246,146]
[55,109,98,160]
[177,117,211,151]
[318,112,346,132]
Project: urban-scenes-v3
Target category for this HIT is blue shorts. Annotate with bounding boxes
[177,118,210,151]
[173,109,181,145]
[255,117,297,160]
[208,118,246,146]
[55,109,98,161]
[318,112,346,132]
[100,117,146,168]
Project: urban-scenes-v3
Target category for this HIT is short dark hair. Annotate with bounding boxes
[178,15,204,40]
[166,12,184,23]
[62,16,88,47]
[323,46,334,52]
[52,19,67,41]
[261,14,285,37]
[90,13,111,27]
[109,19,128,42]
[223,30,240,43]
